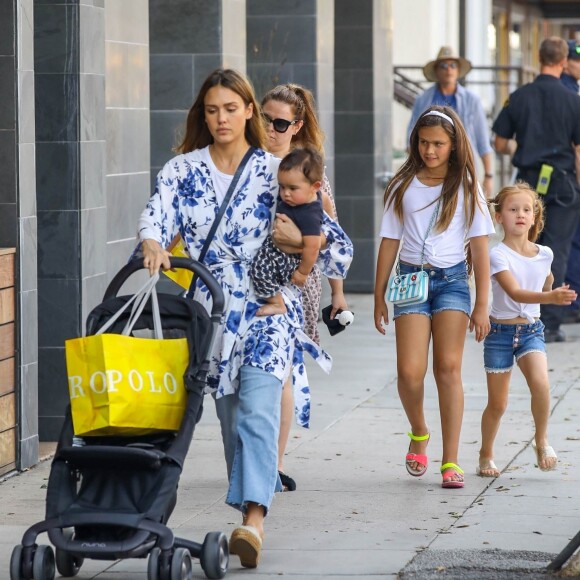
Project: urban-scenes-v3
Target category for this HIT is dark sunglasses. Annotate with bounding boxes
[262,113,297,134]
[438,62,458,70]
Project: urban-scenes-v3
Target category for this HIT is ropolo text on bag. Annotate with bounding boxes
[65,274,189,436]
[387,198,441,306]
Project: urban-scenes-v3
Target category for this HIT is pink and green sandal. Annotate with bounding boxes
[405,432,430,477]
[440,462,464,488]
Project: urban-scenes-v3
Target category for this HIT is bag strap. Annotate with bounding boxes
[95,274,159,336]
[396,197,441,275]
[122,277,163,339]
[186,145,256,299]
[418,198,441,270]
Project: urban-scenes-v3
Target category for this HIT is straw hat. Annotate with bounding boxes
[422,46,472,82]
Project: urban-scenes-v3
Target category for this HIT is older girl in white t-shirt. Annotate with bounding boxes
[478,183,576,477]
[374,105,495,489]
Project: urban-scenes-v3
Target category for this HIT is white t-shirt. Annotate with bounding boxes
[379,177,495,267]
[489,242,553,323]
[200,146,233,204]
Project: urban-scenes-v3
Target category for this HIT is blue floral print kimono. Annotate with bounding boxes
[138,147,353,427]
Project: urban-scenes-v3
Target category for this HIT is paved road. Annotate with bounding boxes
[2,294,579,579]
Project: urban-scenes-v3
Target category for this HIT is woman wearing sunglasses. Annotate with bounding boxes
[407,46,495,198]
[260,83,350,492]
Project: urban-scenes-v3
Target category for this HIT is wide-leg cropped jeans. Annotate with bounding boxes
[214,365,283,514]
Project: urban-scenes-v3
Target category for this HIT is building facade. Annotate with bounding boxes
[1,0,394,473]
[3,0,578,476]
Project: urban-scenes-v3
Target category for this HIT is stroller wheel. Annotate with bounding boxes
[200,532,228,579]
[10,545,25,580]
[147,547,161,580]
[32,545,55,580]
[55,529,84,577]
[170,547,192,580]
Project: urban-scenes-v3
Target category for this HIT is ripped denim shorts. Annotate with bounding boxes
[393,261,471,320]
[483,320,546,373]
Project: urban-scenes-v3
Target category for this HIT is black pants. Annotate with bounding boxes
[565,223,580,310]
[251,235,299,298]
[518,169,580,330]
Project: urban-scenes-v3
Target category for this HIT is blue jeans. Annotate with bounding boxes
[214,365,283,514]
[483,320,546,372]
[393,261,471,319]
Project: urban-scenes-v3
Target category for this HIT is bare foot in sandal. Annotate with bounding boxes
[533,441,557,471]
[476,457,500,477]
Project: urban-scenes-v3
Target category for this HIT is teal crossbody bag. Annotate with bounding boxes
[387,199,440,306]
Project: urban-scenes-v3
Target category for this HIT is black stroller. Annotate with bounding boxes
[10,258,228,580]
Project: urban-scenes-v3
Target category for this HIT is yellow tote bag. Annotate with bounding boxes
[163,236,194,290]
[65,275,189,436]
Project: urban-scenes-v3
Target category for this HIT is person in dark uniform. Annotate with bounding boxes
[561,40,580,323]
[561,40,580,95]
[492,36,580,343]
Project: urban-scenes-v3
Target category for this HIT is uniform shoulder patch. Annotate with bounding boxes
[503,98,510,108]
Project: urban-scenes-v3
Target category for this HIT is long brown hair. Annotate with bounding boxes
[491,182,545,242]
[176,68,267,153]
[384,105,480,233]
[261,84,325,154]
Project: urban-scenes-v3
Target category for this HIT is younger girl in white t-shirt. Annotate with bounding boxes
[374,105,495,489]
[478,183,577,477]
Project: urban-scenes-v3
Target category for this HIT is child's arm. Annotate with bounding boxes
[374,237,400,335]
[542,272,554,293]
[291,235,322,287]
[469,236,492,342]
[495,270,576,305]
[274,213,330,252]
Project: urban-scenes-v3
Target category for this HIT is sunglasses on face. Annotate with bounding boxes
[438,62,458,71]
[262,113,298,133]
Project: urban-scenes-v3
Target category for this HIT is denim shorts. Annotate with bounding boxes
[483,320,546,373]
[393,261,471,319]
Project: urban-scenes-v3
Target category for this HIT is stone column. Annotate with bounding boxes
[149,0,247,182]
[334,0,393,292]
[104,0,150,282]
[35,0,106,440]
[0,0,38,468]
[246,0,335,183]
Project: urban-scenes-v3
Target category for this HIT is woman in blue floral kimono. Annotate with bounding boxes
[138,69,352,569]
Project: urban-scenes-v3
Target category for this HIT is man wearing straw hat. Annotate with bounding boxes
[407,46,495,197]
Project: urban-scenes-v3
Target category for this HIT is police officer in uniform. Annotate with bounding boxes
[492,36,580,342]
[561,40,580,323]
[561,40,580,95]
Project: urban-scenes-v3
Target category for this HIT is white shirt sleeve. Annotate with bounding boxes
[489,246,509,277]
[379,199,404,239]
[466,188,495,239]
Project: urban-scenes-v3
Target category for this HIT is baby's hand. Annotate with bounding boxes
[552,284,577,305]
[291,269,308,287]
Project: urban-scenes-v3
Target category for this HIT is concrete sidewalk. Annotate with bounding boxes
[1,294,579,579]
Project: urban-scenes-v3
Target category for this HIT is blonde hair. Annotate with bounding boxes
[261,84,325,155]
[176,68,266,153]
[490,182,545,242]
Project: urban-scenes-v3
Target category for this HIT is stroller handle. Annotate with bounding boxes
[104,257,225,317]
